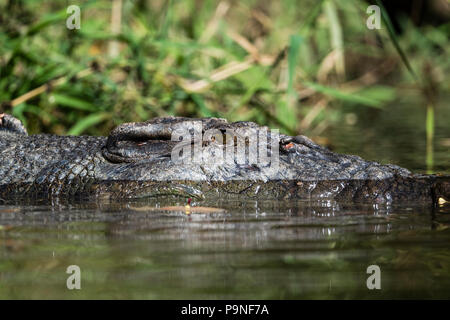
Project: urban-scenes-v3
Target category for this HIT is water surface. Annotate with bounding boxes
[0,100,449,299]
[0,199,449,299]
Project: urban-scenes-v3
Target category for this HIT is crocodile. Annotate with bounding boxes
[0,113,448,204]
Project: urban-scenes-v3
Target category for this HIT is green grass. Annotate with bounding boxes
[0,0,448,138]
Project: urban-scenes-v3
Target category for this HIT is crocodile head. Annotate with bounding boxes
[94,116,424,202]
[93,117,450,204]
[98,116,408,182]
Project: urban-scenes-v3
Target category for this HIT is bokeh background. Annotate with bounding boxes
[0,0,449,172]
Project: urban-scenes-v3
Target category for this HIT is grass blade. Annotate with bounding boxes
[51,93,97,112]
[304,81,384,108]
[374,0,418,81]
[67,112,110,135]
[323,0,345,78]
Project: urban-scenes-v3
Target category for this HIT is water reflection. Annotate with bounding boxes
[0,199,448,299]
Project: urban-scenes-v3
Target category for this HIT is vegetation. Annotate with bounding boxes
[0,0,448,141]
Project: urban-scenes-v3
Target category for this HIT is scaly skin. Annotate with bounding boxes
[0,114,448,204]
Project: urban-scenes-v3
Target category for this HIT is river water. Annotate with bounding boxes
[0,101,449,299]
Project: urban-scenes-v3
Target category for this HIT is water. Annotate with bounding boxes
[0,199,449,299]
[0,101,449,299]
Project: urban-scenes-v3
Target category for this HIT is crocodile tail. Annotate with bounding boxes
[0,113,28,135]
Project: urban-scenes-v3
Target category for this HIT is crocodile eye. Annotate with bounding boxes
[283,142,295,150]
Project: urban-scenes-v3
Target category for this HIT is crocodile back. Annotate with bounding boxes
[0,133,106,185]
